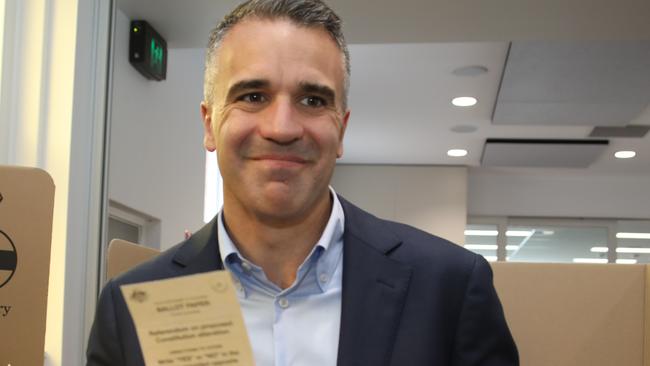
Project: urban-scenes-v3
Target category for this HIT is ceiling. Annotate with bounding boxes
[116,0,650,174]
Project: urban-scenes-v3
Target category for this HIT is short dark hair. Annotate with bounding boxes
[203,0,350,109]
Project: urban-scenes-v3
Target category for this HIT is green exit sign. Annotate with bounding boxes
[129,20,167,81]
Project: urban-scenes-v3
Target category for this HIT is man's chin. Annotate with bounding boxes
[253,189,320,224]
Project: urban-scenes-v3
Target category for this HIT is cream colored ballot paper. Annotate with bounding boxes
[121,271,254,366]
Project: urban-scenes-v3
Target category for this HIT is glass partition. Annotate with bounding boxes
[506,224,609,263]
[464,224,498,261]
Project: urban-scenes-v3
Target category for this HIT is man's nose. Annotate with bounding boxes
[259,97,304,144]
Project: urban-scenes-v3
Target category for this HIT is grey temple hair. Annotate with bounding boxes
[203,0,351,110]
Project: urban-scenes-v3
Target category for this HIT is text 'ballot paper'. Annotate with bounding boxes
[121,271,254,366]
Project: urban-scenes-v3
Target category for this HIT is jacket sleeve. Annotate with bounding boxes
[452,255,519,366]
[86,279,126,366]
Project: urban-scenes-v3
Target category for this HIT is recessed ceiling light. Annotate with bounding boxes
[451,97,477,107]
[614,150,636,159]
[447,149,468,157]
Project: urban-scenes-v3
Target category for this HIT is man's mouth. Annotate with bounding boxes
[251,154,308,164]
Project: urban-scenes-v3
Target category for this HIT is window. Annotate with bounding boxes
[107,200,160,249]
[204,151,224,223]
[464,224,498,261]
[107,216,140,244]
[506,224,608,263]
[467,217,650,264]
[615,220,650,264]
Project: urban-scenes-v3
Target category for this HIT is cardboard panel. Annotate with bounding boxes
[0,166,55,366]
[107,239,159,280]
[492,262,645,366]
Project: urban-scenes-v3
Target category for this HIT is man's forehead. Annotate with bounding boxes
[223,16,332,43]
[214,18,345,96]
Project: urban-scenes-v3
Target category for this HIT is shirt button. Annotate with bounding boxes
[278,297,290,309]
[241,261,252,273]
[319,273,329,284]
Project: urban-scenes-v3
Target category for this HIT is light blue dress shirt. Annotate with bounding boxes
[217,190,345,366]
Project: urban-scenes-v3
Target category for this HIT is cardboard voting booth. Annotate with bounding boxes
[492,262,650,366]
[106,239,160,280]
[0,166,55,366]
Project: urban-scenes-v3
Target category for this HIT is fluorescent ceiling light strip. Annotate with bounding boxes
[616,232,650,239]
[616,259,638,264]
[616,247,650,254]
[483,255,497,262]
[590,247,609,253]
[464,244,498,250]
[505,230,534,237]
[591,246,650,254]
[465,244,520,251]
[464,230,498,236]
[573,258,607,264]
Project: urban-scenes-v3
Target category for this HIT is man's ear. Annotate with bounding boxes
[337,109,350,158]
[201,101,217,152]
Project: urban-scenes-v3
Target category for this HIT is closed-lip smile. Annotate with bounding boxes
[252,154,307,164]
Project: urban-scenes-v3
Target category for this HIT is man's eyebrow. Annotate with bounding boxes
[226,79,270,100]
[299,82,336,102]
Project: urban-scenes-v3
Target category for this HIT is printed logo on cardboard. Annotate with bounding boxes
[0,230,17,289]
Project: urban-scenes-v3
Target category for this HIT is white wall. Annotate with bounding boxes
[468,168,650,219]
[331,165,467,244]
[108,10,206,250]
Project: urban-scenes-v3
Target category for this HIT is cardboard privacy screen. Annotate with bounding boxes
[107,239,160,280]
[0,166,55,366]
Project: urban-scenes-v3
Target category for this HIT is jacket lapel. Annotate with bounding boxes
[171,215,224,274]
[337,198,413,366]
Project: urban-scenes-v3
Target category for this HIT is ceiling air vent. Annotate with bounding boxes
[481,139,609,168]
[588,125,650,138]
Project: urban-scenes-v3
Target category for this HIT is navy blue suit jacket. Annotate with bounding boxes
[87,197,518,365]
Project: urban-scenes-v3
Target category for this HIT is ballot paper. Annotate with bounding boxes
[121,271,254,366]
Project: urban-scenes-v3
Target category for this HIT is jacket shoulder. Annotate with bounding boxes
[339,195,479,270]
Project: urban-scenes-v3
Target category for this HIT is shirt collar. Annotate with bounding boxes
[217,187,345,273]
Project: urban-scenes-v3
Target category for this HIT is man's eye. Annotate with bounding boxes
[238,93,266,103]
[300,96,327,108]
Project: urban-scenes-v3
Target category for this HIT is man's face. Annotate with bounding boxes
[201,18,349,223]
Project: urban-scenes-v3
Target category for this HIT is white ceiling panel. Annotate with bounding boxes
[493,41,650,126]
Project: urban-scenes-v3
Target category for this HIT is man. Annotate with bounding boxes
[87,0,518,365]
